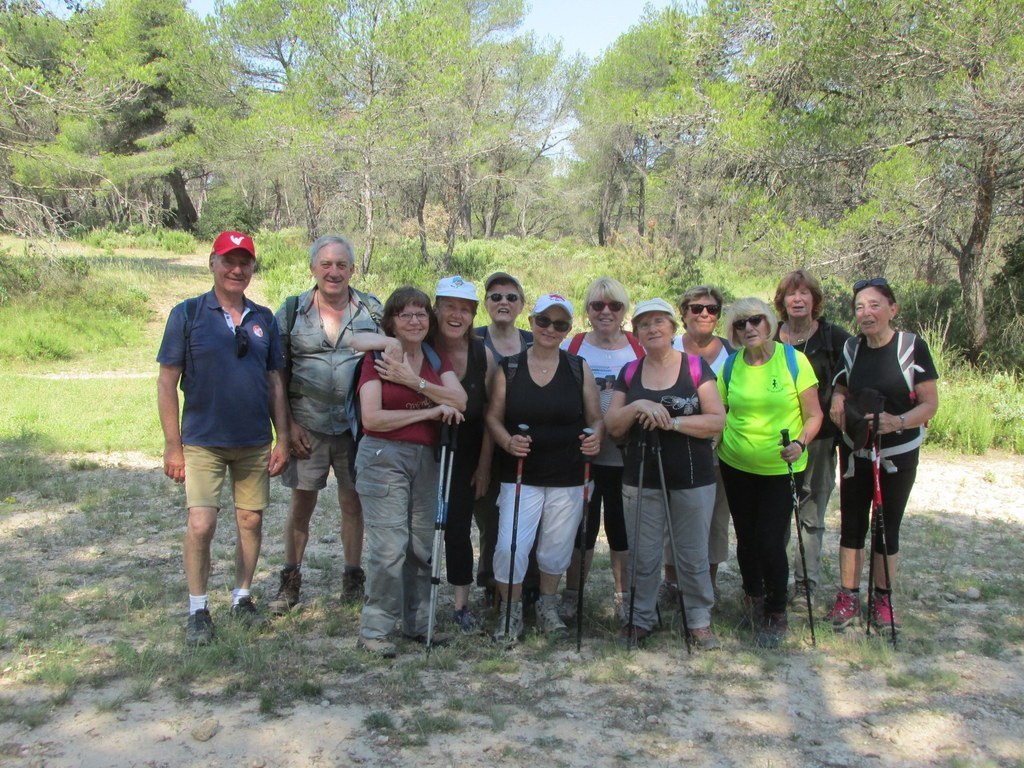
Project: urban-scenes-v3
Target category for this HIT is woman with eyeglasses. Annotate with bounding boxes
[486,294,603,643]
[605,299,726,650]
[717,298,822,648]
[557,277,643,625]
[350,286,467,658]
[473,272,535,606]
[660,285,733,607]
[772,270,851,603]
[826,278,938,633]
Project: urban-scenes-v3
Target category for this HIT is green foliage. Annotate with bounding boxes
[77,225,197,254]
[196,189,266,241]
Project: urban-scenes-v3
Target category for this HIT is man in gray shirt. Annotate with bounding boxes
[269,235,384,614]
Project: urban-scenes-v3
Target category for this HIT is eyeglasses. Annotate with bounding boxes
[853,277,890,293]
[686,303,721,316]
[397,311,429,323]
[533,315,572,332]
[488,292,520,303]
[234,327,249,358]
[589,300,625,313]
[731,314,766,331]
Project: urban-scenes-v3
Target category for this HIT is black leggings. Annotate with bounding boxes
[573,464,629,552]
[720,460,802,615]
[444,447,478,587]
[838,446,918,555]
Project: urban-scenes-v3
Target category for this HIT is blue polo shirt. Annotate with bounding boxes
[157,290,285,447]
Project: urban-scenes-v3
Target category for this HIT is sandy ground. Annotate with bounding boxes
[0,451,1022,767]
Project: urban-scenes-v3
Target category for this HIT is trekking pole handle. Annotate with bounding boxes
[780,428,791,446]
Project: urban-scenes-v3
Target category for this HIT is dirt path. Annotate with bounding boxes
[0,451,1021,767]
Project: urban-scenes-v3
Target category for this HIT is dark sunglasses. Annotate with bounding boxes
[686,303,721,316]
[488,292,520,303]
[731,314,766,331]
[534,315,572,332]
[589,300,625,312]
[235,327,250,358]
[853,277,890,293]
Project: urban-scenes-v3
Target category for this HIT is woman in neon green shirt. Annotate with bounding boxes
[717,298,823,648]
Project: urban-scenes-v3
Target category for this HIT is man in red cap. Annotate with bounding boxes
[157,231,291,646]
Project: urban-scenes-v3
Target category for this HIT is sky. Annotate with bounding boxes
[179,0,675,61]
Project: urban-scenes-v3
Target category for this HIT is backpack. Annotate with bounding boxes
[721,343,799,393]
[344,342,443,443]
[621,354,703,390]
[567,331,644,358]
[503,349,585,414]
[181,294,273,375]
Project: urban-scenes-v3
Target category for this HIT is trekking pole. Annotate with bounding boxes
[651,429,691,655]
[625,425,647,649]
[576,428,594,654]
[781,429,816,647]
[868,421,898,648]
[504,424,529,643]
[426,422,457,654]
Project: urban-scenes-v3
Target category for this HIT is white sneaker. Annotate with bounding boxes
[558,589,579,622]
[492,601,524,645]
[535,595,569,638]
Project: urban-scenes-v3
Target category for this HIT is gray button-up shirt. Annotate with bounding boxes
[277,286,383,435]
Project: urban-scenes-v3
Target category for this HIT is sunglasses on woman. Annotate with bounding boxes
[731,314,766,331]
[589,300,625,312]
[488,292,520,303]
[534,315,572,332]
[686,303,721,316]
[853,277,889,293]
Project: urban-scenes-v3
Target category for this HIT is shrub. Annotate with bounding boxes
[196,189,265,241]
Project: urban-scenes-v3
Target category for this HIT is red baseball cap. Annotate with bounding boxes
[211,231,256,259]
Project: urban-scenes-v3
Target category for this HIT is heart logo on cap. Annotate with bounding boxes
[231,235,244,245]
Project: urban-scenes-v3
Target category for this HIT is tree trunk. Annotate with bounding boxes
[637,172,646,238]
[415,172,429,264]
[167,168,198,231]
[957,141,997,364]
[301,167,320,242]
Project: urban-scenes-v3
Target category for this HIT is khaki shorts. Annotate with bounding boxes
[280,429,357,491]
[184,444,271,511]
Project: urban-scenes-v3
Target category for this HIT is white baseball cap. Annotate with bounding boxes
[434,275,478,303]
[531,293,574,318]
[632,298,677,323]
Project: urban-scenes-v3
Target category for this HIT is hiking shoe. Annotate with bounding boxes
[267,568,302,616]
[357,635,397,658]
[613,591,630,625]
[341,568,366,603]
[403,632,453,648]
[619,624,652,650]
[755,612,788,649]
[185,609,214,646]
[452,606,483,634]
[826,590,861,630]
[230,596,270,630]
[688,626,722,651]
[558,588,579,622]
[658,580,680,612]
[789,578,814,608]
[737,594,764,631]
[535,595,569,639]
[870,593,902,633]
[492,601,524,645]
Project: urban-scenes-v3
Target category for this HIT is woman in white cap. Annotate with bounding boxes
[430,276,497,632]
[486,293,604,643]
[604,298,725,650]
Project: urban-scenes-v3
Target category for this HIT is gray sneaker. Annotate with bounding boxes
[492,601,524,645]
[613,592,630,625]
[558,589,579,622]
[535,595,568,639]
[186,608,214,646]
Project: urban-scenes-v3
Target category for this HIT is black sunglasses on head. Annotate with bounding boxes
[488,292,520,303]
[534,315,572,332]
[686,303,721,316]
[853,277,890,293]
[235,327,249,358]
[731,314,766,331]
[589,300,625,312]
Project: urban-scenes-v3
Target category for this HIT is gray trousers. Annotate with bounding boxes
[355,436,439,640]
[623,483,716,632]
[790,438,838,587]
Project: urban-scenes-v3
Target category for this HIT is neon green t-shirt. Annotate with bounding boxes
[717,343,818,476]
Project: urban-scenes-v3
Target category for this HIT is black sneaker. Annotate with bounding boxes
[230,596,269,630]
[186,609,214,646]
[341,568,366,603]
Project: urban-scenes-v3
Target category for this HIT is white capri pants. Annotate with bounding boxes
[492,483,586,585]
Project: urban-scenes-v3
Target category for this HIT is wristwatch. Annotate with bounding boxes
[418,378,427,391]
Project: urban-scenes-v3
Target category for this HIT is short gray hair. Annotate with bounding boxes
[724,297,778,347]
[308,234,355,267]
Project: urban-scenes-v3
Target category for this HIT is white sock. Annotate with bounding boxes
[189,594,208,615]
[232,588,251,606]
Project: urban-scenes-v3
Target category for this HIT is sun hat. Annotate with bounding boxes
[212,231,256,259]
[531,293,574,318]
[434,275,478,303]
[632,298,676,323]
